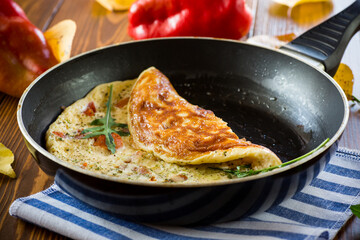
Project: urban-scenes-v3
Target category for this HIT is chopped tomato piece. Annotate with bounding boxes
[139,166,150,175]
[83,101,96,116]
[171,174,188,182]
[93,133,123,150]
[93,135,105,147]
[133,166,151,175]
[53,131,65,138]
[115,97,130,108]
[112,133,124,149]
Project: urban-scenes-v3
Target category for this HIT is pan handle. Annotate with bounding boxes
[280,0,360,76]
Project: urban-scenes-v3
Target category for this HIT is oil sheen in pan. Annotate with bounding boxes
[171,74,307,163]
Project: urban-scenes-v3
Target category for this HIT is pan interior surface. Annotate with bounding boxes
[20,38,346,180]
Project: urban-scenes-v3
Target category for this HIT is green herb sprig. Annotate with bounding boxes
[82,85,130,153]
[351,95,360,104]
[350,204,360,218]
[217,138,330,178]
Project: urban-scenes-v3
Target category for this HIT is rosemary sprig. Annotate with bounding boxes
[218,138,330,178]
[82,85,130,153]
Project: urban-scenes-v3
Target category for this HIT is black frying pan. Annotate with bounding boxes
[17,1,360,225]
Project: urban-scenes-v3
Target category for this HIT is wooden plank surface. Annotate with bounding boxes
[16,0,62,31]
[0,0,359,239]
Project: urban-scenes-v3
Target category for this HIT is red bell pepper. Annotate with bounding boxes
[128,0,253,40]
[0,0,58,98]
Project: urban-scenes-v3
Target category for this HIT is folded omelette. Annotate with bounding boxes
[46,67,281,184]
[128,67,281,168]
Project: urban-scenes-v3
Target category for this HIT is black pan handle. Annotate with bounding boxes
[280,0,360,76]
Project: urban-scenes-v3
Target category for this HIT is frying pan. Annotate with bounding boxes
[17,1,360,225]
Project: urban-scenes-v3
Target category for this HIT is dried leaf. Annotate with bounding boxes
[0,143,16,178]
[44,20,77,62]
[96,0,136,11]
[333,63,354,100]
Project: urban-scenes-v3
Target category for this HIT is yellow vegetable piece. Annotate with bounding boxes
[333,63,354,100]
[276,33,297,42]
[44,20,77,63]
[272,0,333,24]
[96,0,136,11]
[273,0,331,8]
[0,143,16,178]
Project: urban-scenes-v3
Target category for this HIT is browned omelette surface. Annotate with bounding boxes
[128,67,281,168]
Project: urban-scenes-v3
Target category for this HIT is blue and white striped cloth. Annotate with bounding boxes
[9,147,360,240]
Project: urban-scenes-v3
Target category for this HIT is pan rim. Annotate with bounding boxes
[17,37,350,188]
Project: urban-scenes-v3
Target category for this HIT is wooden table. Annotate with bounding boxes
[1,0,359,239]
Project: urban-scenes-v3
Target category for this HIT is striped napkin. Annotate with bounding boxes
[9,147,360,240]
